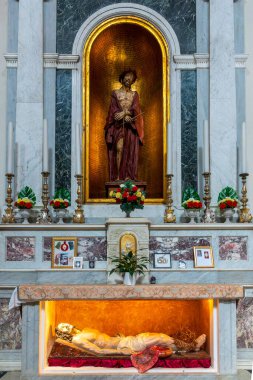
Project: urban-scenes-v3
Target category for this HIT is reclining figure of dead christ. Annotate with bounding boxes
[55,323,206,357]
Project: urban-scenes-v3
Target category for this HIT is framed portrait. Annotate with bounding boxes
[73,256,83,270]
[193,246,214,268]
[52,237,77,269]
[153,252,171,268]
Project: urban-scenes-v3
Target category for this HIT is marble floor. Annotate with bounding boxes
[0,371,252,379]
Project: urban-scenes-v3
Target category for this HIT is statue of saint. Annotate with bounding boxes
[104,69,144,181]
[56,323,206,357]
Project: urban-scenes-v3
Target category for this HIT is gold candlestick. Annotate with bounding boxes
[2,173,15,223]
[73,174,85,223]
[202,172,215,223]
[239,173,252,223]
[36,171,51,224]
[164,174,176,223]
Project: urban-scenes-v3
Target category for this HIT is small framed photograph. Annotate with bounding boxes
[52,237,77,269]
[153,252,171,268]
[193,246,214,268]
[73,257,83,269]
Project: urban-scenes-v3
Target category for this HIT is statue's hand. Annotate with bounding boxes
[114,111,125,120]
[124,115,132,123]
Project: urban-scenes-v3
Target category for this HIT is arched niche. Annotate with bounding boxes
[71,3,181,205]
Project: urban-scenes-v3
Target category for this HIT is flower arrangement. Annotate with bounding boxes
[218,187,239,210]
[15,186,36,209]
[182,187,202,209]
[109,251,149,277]
[109,180,145,216]
[50,188,71,209]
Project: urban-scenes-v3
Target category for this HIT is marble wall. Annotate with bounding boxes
[237,298,253,348]
[219,236,247,261]
[0,299,21,350]
[6,237,35,261]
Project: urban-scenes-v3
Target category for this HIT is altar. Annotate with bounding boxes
[0,0,253,379]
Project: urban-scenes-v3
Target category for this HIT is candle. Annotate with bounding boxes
[203,120,210,173]
[241,122,247,173]
[75,123,81,175]
[42,119,49,172]
[7,121,14,173]
[167,123,173,174]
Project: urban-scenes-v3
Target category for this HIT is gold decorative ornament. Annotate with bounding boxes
[2,173,15,223]
[164,174,176,223]
[73,174,85,223]
[36,171,52,224]
[202,172,215,223]
[239,173,252,223]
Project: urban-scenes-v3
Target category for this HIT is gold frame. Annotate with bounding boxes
[82,15,170,203]
[193,246,214,268]
[119,233,137,256]
[51,237,78,269]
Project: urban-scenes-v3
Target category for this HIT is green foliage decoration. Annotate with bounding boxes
[54,188,71,203]
[217,186,239,202]
[18,186,36,204]
[182,187,200,203]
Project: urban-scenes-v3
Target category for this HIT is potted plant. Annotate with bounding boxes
[109,251,149,285]
[217,186,239,223]
[15,186,36,224]
[109,180,145,217]
[50,188,71,224]
[182,187,202,224]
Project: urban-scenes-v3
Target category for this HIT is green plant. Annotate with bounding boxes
[182,187,202,209]
[109,251,149,276]
[54,188,71,203]
[18,186,36,204]
[217,186,239,210]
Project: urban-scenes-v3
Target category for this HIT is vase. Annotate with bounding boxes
[222,208,234,223]
[123,272,136,285]
[19,209,30,224]
[125,210,131,218]
[55,209,67,224]
[186,209,200,224]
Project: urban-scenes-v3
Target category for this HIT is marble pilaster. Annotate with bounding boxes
[16,0,43,200]
[209,0,237,202]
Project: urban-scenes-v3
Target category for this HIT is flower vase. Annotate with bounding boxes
[186,209,200,224]
[20,209,30,224]
[125,210,131,218]
[123,272,136,285]
[223,208,234,223]
[55,209,67,224]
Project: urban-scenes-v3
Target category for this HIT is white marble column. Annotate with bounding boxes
[209,0,237,202]
[16,0,43,199]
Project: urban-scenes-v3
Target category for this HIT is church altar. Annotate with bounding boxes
[0,0,253,379]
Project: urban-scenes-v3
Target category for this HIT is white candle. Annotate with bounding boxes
[241,121,247,173]
[7,121,14,173]
[75,123,81,175]
[167,123,173,174]
[42,119,49,172]
[203,120,210,173]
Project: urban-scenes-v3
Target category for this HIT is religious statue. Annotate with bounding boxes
[104,69,144,181]
[56,323,206,356]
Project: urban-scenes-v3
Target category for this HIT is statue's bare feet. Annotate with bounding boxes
[194,334,206,351]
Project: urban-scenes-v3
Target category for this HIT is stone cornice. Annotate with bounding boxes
[4,53,247,70]
[4,53,80,69]
[18,283,244,301]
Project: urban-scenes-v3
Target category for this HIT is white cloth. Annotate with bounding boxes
[8,287,22,310]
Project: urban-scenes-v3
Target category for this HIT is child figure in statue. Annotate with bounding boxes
[56,323,206,356]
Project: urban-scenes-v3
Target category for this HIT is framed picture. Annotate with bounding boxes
[52,237,77,269]
[153,252,171,268]
[73,256,83,269]
[193,246,214,268]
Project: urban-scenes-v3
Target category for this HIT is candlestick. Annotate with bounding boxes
[36,171,51,224]
[202,172,215,223]
[7,122,14,173]
[2,173,15,223]
[42,119,49,172]
[239,173,252,223]
[73,174,85,223]
[75,123,81,175]
[241,122,247,174]
[203,120,209,173]
[164,174,176,223]
[167,123,173,174]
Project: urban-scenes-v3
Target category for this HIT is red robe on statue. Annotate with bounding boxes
[104,90,144,181]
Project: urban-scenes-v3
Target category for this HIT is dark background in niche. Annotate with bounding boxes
[55,0,197,192]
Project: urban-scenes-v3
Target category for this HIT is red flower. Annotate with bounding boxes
[127,196,132,202]
[117,188,121,192]
[116,198,121,203]
[187,201,194,208]
[227,200,233,207]
[122,192,128,198]
[132,186,138,192]
[54,201,60,208]
[50,200,54,205]
[26,202,32,209]
[140,200,144,205]
[19,201,25,207]
[132,195,137,201]
[219,203,226,209]
[64,201,69,207]
[233,200,237,207]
